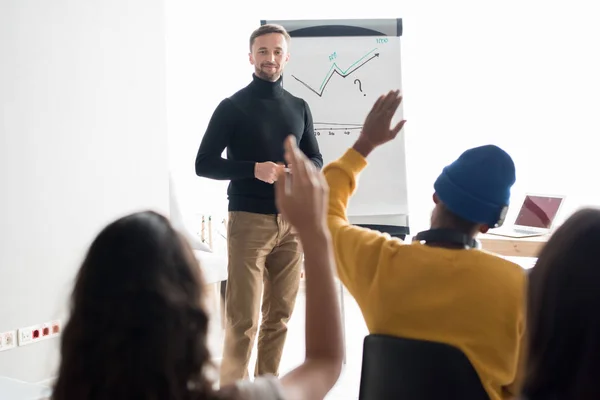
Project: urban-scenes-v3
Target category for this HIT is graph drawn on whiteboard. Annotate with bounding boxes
[284,36,403,161]
[269,18,408,233]
[314,122,363,137]
[291,48,380,98]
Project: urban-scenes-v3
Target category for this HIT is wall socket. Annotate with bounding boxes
[17,320,61,347]
[0,330,17,352]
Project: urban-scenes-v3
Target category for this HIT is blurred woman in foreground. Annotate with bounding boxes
[522,207,600,400]
[51,136,343,400]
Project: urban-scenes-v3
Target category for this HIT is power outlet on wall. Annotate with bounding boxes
[18,325,36,346]
[51,320,61,335]
[0,330,17,352]
[18,320,61,347]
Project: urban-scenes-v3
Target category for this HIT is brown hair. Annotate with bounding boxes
[52,211,220,400]
[249,24,291,51]
[522,207,600,400]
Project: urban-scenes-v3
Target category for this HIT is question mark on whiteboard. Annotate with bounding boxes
[354,79,366,96]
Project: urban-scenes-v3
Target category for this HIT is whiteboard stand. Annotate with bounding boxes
[262,18,410,237]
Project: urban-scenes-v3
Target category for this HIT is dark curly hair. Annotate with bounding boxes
[52,211,221,400]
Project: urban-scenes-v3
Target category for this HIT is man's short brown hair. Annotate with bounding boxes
[249,24,291,51]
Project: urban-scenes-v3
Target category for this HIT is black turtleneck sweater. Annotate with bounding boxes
[195,74,323,215]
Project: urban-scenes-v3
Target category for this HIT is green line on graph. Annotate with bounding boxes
[291,48,380,97]
[318,48,378,91]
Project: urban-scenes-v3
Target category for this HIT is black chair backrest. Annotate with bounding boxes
[359,334,490,400]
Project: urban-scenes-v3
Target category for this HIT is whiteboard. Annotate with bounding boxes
[264,19,410,234]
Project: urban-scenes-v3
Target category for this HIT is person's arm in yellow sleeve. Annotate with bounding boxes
[322,90,407,302]
[323,148,398,301]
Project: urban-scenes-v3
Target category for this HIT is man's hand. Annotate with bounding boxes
[274,136,329,235]
[353,89,406,158]
[255,161,282,184]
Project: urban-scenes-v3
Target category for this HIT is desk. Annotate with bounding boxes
[479,234,549,257]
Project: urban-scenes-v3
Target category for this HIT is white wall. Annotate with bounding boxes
[167,0,600,233]
[165,1,254,222]
[0,0,169,382]
[0,0,596,386]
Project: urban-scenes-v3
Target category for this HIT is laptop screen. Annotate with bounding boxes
[514,195,564,229]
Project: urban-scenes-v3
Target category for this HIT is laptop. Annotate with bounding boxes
[488,194,565,238]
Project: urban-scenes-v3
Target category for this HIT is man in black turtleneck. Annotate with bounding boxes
[194,24,322,385]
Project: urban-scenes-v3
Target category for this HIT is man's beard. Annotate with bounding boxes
[256,64,281,82]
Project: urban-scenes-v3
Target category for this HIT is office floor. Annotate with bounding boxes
[206,282,367,399]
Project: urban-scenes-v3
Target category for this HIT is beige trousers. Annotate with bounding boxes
[219,211,302,386]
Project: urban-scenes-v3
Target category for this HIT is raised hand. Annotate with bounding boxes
[274,136,328,234]
[354,90,406,157]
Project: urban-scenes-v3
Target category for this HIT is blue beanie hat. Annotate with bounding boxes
[433,145,516,226]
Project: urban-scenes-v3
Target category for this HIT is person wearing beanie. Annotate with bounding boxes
[322,90,527,400]
[433,144,515,229]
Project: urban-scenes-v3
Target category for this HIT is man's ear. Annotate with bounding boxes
[248,53,255,65]
[479,224,490,234]
[433,192,439,204]
[285,52,290,63]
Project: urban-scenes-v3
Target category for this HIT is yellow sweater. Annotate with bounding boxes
[322,148,527,400]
